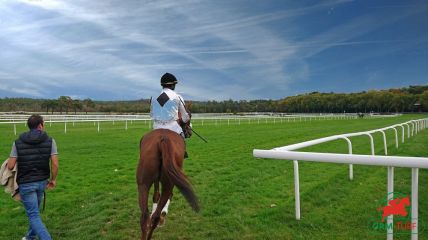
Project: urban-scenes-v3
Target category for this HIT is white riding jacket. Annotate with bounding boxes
[151,88,189,135]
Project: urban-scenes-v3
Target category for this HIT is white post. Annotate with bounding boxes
[348,144,353,181]
[293,160,301,220]
[14,124,16,136]
[380,131,388,155]
[392,128,398,148]
[411,168,419,240]
[416,121,419,134]
[64,121,67,134]
[341,136,353,180]
[407,123,411,138]
[125,120,128,130]
[387,166,394,240]
[97,121,100,132]
[365,133,375,155]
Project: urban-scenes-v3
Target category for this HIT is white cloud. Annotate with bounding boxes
[0,0,426,100]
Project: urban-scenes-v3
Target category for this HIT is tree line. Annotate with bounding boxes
[0,85,427,114]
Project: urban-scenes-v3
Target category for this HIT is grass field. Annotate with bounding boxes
[0,114,427,240]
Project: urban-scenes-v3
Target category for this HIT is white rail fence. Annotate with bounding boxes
[0,113,374,135]
[253,118,428,240]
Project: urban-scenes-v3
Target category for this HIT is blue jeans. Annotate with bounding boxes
[19,180,52,240]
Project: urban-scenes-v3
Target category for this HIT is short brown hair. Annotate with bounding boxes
[27,114,44,129]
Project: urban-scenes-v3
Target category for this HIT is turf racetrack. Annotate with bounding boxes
[1,114,427,240]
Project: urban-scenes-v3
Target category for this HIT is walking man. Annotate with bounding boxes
[7,114,59,240]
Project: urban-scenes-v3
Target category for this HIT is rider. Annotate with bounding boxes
[150,72,190,220]
[150,72,190,156]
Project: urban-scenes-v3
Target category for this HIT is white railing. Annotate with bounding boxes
[0,113,368,135]
[253,118,428,240]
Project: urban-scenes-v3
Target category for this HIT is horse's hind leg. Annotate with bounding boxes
[151,180,160,216]
[159,193,173,226]
[138,184,151,240]
[147,185,173,239]
[152,179,169,227]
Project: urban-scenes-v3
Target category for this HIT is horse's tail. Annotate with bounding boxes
[160,136,200,212]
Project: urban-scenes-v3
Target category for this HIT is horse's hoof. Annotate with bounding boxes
[158,212,167,227]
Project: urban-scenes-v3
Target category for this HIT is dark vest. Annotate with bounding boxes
[15,130,52,184]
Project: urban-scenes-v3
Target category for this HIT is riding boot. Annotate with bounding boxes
[184,142,189,158]
[180,133,189,159]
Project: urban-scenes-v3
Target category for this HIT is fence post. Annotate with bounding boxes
[411,168,419,240]
[387,166,394,240]
[400,125,405,143]
[340,136,353,180]
[407,123,411,138]
[365,133,375,155]
[293,160,301,220]
[391,127,398,148]
[380,130,388,155]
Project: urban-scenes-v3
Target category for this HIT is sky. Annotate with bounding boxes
[0,0,427,101]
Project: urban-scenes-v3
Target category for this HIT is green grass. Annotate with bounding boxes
[0,115,427,240]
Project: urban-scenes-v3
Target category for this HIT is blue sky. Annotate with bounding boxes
[0,0,427,101]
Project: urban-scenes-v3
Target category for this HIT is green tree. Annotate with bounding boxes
[419,90,428,111]
[72,100,83,114]
[83,98,95,114]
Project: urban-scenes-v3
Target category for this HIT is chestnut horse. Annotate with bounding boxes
[137,129,199,240]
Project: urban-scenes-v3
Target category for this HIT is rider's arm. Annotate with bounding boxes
[178,96,190,123]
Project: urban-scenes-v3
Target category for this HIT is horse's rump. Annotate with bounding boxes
[137,129,199,212]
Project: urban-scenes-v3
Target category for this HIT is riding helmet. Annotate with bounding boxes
[160,72,178,86]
